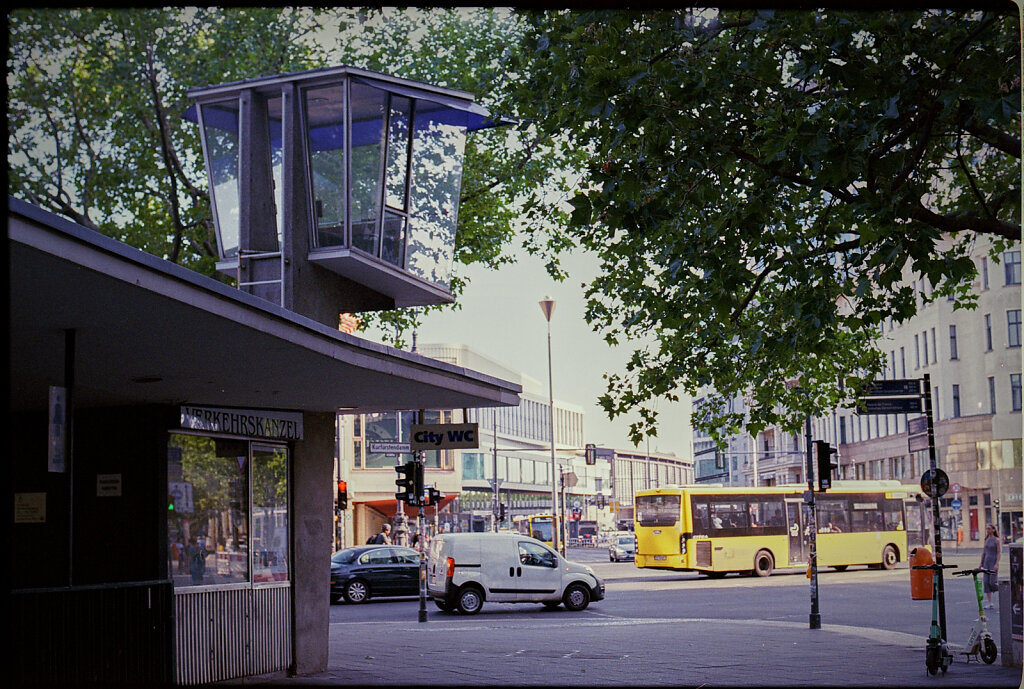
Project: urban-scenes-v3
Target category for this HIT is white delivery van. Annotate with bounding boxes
[426,532,605,615]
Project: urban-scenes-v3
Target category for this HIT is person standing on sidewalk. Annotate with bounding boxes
[980,523,1001,608]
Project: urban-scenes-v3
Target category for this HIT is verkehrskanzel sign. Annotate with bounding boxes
[180,406,304,441]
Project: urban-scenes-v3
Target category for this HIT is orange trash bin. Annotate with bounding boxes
[909,547,934,600]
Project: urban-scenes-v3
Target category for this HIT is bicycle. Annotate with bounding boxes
[912,561,957,675]
[952,568,999,664]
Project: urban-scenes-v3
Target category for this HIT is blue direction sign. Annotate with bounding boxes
[951,497,962,510]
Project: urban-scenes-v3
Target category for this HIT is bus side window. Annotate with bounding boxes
[693,502,709,531]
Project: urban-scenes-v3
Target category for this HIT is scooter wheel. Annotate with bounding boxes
[980,638,998,665]
[926,648,939,675]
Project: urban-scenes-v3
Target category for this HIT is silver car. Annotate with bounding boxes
[608,534,636,562]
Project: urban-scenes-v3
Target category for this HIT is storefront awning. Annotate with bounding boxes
[362,493,458,519]
[8,197,521,415]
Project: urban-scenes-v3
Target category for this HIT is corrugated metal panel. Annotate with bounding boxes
[11,581,174,685]
[174,586,291,685]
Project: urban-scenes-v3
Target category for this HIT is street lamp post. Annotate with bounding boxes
[539,296,561,555]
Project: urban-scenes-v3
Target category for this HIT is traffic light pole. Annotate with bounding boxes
[805,411,821,630]
[923,373,948,641]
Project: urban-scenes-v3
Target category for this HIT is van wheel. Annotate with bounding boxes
[542,601,561,609]
[881,545,898,570]
[753,550,774,577]
[563,583,591,611]
[456,585,483,615]
[434,599,451,612]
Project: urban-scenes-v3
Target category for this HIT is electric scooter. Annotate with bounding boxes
[952,568,999,664]
[913,561,957,675]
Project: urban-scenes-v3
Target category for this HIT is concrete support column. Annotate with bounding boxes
[292,411,335,676]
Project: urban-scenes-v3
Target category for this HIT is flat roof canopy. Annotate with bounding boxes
[8,198,521,415]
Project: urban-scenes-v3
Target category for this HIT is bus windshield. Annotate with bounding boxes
[530,518,553,542]
[636,494,681,526]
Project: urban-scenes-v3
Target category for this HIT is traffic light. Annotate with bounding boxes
[994,499,1000,510]
[715,449,725,469]
[337,480,348,510]
[423,486,441,507]
[412,460,425,500]
[585,443,596,465]
[597,493,606,509]
[815,440,837,492]
[499,503,507,521]
[395,462,417,504]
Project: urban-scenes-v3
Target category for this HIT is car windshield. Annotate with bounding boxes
[618,537,634,546]
[331,549,359,564]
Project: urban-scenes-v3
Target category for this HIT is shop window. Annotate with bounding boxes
[167,434,290,589]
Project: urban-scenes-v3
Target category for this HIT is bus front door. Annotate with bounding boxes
[786,500,807,566]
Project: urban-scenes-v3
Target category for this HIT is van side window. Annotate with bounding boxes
[518,541,557,568]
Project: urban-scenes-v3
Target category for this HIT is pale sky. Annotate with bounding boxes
[369,247,695,459]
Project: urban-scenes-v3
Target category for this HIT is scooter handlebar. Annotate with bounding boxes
[912,563,958,570]
[952,568,996,576]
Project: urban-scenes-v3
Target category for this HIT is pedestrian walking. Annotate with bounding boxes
[980,523,1001,608]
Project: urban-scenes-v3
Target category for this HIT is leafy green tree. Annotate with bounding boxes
[8,8,332,276]
[513,8,1021,442]
[8,8,583,343]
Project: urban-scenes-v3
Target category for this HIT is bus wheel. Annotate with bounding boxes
[881,545,898,570]
[831,565,849,572]
[753,550,775,577]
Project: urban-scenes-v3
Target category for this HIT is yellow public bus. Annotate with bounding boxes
[634,481,927,577]
[514,514,558,547]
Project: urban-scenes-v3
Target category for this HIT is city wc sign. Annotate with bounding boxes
[180,406,303,441]
[410,423,479,450]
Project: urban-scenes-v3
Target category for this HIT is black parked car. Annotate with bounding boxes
[331,545,421,604]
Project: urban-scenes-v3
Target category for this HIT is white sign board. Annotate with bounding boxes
[368,441,412,454]
[48,386,67,473]
[96,474,122,497]
[180,405,303,441]
[14,493,46,523]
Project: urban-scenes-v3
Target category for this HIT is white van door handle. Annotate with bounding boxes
[517,567,522,577]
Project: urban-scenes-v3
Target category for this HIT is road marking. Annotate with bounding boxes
[331,616,922,647]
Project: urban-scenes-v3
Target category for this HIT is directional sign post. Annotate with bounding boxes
[860,397,922,414]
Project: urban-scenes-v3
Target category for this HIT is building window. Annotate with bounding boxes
[989,377,997,414]
[1008,310,1022,348]
[949,325,958,360]
[1011,374,1022,412]
[1005,250,1021,285]
[934,387,940,419]
[952,384,961,418]
[922,331,929,366]
[985,314,993,351]
[931,328,937,364]
[981,257,989,289]
[899,347,906,377]
[914,335,921,369]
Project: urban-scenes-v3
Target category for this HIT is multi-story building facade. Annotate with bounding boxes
[692,239,1022,545]
[335,342,696,545]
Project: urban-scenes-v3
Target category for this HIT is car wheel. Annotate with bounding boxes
[753,550,774,577]
[563,583,591,611]
[343,579,369,604]
[456,585,484,615]
[881,545,898,570]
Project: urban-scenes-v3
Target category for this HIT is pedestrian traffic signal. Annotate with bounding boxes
[815,441,837,492]
[337,479,348,510]
[585,443,596,465]
[499,503,507,521]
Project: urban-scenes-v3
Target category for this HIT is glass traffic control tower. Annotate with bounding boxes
[184,66,500,327]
